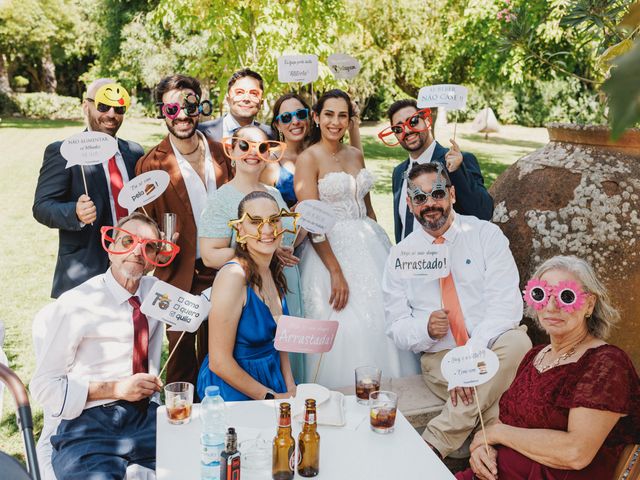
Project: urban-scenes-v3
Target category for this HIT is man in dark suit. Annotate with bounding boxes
[387,99,494,244]
[137,74,232,388]
[33,78,144,298]
[198,68,273,141]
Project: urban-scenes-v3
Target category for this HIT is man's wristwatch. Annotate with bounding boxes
[263,389,276,400]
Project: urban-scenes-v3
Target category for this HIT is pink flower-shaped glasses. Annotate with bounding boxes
[523,278,588,313]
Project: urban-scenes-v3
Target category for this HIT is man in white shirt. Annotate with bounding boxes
[382,163,531,459]
[136,74,232,388]
[30,212,165,479]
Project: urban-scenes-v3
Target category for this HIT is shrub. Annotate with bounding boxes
[11,76,29,89]
[12,93,82,119]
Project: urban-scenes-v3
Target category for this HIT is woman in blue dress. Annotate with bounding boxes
[197,191,298,401]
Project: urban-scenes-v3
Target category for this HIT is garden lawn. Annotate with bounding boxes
[0,117,547,461]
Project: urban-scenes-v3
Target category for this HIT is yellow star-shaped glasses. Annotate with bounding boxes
[228,208,300,243]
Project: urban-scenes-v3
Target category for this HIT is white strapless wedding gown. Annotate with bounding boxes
[299,169,420,388]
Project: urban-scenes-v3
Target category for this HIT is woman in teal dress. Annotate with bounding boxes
[197,191,298,401]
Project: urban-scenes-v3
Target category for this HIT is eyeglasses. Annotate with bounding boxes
[222,137,287,163]
[523,279,589,313]
[156,93,213,120]
[378,108,432,146]
[408,184,449,205]
[229,209,300,243]
[230,88,262,102]
[87,98,126,115]
[275,108,309,124]
[100,226,180,268]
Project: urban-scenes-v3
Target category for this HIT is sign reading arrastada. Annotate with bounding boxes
[417,84,468,110]
[389,243,450,280]
[118,170,170,211]
[296,199,336,234]
[274,315,339,354]
[140,281,209,333]
[278,54,319,84]
[61,131,118,168]
[440,346,499,390]
[328,53,361,80]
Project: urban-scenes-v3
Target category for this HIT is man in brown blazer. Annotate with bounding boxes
[136,74,232,389]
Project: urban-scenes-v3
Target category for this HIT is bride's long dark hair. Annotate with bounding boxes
[309,89,354,145]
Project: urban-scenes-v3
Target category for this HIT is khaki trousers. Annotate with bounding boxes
[420,326,532,457]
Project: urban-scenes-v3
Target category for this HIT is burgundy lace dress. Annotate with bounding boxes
[456,344,639,480]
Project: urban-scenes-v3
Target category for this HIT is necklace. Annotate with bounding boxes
[179,138,200,156]
[323,143,341,162]
[534,335,588,373]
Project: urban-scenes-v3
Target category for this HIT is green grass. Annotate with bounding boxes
[0,116,546,461]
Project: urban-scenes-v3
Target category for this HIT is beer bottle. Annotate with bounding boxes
[272,402,295,480]
[297,399,320,477]
[220,427,241,480]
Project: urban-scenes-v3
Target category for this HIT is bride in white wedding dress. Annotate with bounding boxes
[295,90,420,388]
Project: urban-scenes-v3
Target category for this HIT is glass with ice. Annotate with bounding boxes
[369,391,398,434]
[355,366,382,405]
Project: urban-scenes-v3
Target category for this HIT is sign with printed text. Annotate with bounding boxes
[274,315,339,354]
[441,346,499,390]
[296,199,336,234]
[61,131,118,168]
[277,54,319,84]
[140,281,210,333]
[328,53,361,80]
[417,84,468,110]
[389,243,450,280]
[118,170,170,211]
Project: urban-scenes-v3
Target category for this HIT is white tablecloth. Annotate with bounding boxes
[156,395,455,479]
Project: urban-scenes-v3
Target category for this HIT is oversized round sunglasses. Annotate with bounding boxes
[409,185,449,205]
[87,98,126,115]
[156,93,213,120]
[100,226,180,268]
[222,137,287,163]
[523,279,588,313]
[275,108,309,124]
[377,108,432,146]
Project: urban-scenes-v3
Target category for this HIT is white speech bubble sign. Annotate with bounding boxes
[389,244,450,280]
[61,131,118,168]
[441,346,499,390]
[327,53,361,80]
[417,84,468,110]
[296,199,336,234]
[140,281,210,333]
[118,170,170,211]
[278,54,319,84]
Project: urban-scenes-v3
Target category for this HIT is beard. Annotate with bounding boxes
[400,132,427,152]
[415,204,451,231]
[166,117,198,139]
[87,112,122,137]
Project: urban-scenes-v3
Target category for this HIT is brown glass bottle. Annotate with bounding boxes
[272,402,295,480]
[297,399,320,477]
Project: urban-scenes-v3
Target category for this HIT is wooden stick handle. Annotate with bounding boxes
[158,331,186,378]
[80,166,93,226]
[312,353,324,384]
[473,385,490,455]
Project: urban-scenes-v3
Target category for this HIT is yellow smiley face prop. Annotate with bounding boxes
[95,83,131,109]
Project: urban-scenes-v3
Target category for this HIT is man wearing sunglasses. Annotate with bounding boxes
[386,99,493,244]
[382,162,531,461]
[33,78,144,298]
[136,74,232,389]
[198,68,274,141]
[31,213,167,479]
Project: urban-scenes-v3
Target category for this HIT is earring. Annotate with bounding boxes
[231,159,236,167]
[315,122,319,127]
[278,131,284,142]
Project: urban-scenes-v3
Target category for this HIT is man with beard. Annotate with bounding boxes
[136,74,232,388]
[33,78,144,298]
[386,99,493,244]
[198,68,273,141]
[382,163,531,460]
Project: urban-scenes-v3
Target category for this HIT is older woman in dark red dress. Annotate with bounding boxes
[456,255,639,480]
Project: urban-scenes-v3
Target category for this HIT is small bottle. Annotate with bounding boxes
[272,402,295,480]
[201,386,226,480]
[297,399,320,477]
[220,427,241,480]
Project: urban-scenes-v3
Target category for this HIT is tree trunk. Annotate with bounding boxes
[42,46,57,93]
[0,54,11,94]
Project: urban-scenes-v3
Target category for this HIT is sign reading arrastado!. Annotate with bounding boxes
[274,315,339,354]
[440,346,499,390]
[417,84,468,110]
[61,131,118,168]
[277,54,319,84]
[118,170,170,211]
[140,281,210,333]
[328,53,361,80]
[389,243,450,280]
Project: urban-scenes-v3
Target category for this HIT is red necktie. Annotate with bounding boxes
[108,156,129,221]
[128,296,149,374]
[434,236,470,346]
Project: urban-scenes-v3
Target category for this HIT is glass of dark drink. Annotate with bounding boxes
[369,391,398,434]
[355,366,382,405]
[164,382,194,425]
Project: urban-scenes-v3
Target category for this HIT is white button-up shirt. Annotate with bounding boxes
[399,141,437,237]
[382,213,523,353]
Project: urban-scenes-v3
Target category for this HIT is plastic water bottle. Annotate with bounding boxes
[200,386,226,480]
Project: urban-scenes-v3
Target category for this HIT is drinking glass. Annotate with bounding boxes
[355,366,381,405]
[369,390,398,434]
[164,382,193,425]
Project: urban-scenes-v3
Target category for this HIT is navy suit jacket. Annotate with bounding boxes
[33,137,144,298]
[391,141,494,243]
[197,115,274,142]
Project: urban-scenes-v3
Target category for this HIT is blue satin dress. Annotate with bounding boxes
[197,280,289,401]
[275,166,297,208]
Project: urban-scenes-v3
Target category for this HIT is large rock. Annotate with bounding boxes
[490,123,640,366]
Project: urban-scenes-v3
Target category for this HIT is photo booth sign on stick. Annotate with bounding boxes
[417,84,468,110]
[328,53,361,80]
[274,315,339,354]
[296,199,336,234]
[140,281,209,334]
[118,170,170,211]
[441,346,499,389]
[61,131,119,168]
[278,54,319,84]
[389,244,450,280]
